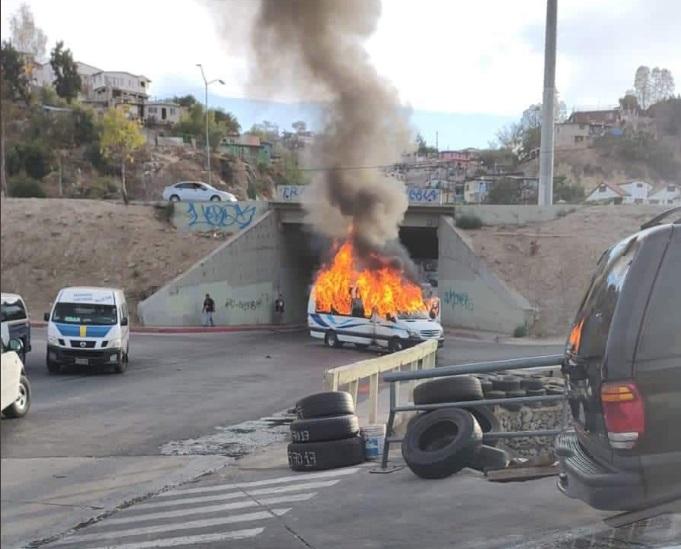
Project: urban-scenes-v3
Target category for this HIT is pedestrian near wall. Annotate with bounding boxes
[202,293,215,327]
[274,293,285,325]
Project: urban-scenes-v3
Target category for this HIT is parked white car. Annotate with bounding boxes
[1,323,31,419]
[162,182,237,203]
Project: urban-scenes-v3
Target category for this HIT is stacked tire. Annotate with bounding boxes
[287,391,365,471]
[403,375,509,478]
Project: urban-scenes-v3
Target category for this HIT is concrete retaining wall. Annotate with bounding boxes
[171,200,268,233]
[454,204,580,225]
[138,211,308,326]
[438,216,533,333]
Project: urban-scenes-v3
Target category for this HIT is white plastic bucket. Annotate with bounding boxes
[361,424,386,461]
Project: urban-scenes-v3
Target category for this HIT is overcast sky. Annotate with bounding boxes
[2,0,680,147]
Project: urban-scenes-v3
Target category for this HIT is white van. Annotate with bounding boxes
[307,290,444,352]
[45,287,130,374]
[1,322,31,418]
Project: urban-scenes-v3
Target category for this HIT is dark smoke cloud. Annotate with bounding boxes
[248,0,413,260]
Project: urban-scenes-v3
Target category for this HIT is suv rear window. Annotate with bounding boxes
[571,236,639,360]
[1,300,27,322]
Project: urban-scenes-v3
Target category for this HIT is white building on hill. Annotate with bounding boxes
[649,183,681,205]
[585,181,654,205]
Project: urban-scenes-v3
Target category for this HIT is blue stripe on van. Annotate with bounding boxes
[55,323,112,338]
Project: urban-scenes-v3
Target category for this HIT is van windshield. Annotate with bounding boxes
[52,303,117,325]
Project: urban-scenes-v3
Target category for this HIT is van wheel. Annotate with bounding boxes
[388,338,404,353]
[4,376,31,418]
[114,352,127,374]
[47,360,61,375]
[325,331,341,348]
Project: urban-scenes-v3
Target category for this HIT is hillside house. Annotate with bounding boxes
[649,183,681,205]
[585,181,655,205]
[221,134,272,165]
[144,101,182,126]
[464,179,491,204]
[568,108,621,126]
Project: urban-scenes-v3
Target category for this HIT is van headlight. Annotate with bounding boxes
[108,338,122,348]
[48,336,59,345]
[408,330,419,338]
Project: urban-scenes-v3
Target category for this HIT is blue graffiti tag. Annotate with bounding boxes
[407,187,442,203]
[442,289,474,311]
[279,185,305,201]
[186,202,258,230]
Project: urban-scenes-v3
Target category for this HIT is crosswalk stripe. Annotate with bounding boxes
[103,492,316,526]
[52,508,291,545]
[84,527,264,548]
[137,479,340,510]
[158,467,360,497]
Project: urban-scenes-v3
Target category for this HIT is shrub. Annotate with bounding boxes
[8,176,46,198]
[513,325,528,338]
[154,202,175,224]
[455,214,483,230]
[82,177,119,199]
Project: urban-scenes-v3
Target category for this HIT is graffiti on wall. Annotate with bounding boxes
[277,185,307,202]
[442,288,474,312]
[407,187,442,204]
[186,202,258,230]
[224,294,267,312]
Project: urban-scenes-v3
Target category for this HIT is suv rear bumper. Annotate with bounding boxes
[555,430,645,511]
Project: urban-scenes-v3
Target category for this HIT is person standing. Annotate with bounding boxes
[274,293,285,325]
[202,293,215,327]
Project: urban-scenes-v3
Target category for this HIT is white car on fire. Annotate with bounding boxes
[307,290,444,352]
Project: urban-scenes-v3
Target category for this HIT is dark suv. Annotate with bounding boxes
[556,213,681,511]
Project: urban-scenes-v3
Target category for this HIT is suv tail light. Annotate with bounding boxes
[601,381,645,449]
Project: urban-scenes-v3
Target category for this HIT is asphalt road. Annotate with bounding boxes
[1,328,563,548]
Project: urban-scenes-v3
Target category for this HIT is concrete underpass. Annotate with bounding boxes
[138,202,533,334]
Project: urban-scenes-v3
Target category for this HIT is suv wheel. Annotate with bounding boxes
[4,376,31,418]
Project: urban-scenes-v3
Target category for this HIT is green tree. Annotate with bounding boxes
[50,41,81,103]
[553,176,585,203]
[416,133,437,156]
[100,108,145,204]
[213,108,240,133]
[487,178,523,204]
[171,94,197,108]
[1,41,31,196]
[9,3,47,61]
[174,104,240,150]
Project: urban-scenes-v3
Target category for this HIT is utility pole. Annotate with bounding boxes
[196,64,225,186]
[538,0,557,206]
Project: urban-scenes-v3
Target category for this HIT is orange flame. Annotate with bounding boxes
[313,241,426,318]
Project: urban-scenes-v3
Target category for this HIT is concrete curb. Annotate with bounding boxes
[30,322,306,334]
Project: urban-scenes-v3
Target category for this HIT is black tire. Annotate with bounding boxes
[546,386,565,396]
[169,194,180,202]
[470,445,509,472]
[290,414,359,443]
[354,343,369,350]
[401,408,483,479]
[464,405,499,447]
[503,389,526,411]
[492,375,521,392]
[413,375,483,405]
[485,390,506,400]
[210,195,221,202]
[324,331,342,348]
[521,378,545,391]
[480,379,494,394]
[113,352,127,374]
[46,358,61,375]
[288,436,365,471]
[4,375,31,418]
[527,387,547,408]
[295,391,355,419]
[388,337,404,353]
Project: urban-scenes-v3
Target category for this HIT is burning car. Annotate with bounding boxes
[308,242,444,351]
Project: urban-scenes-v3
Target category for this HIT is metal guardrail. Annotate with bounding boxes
[380,354,567,469]
[323,340,438,424]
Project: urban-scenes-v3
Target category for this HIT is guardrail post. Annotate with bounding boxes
[409,359,419,400]
[348,380,359,408]
[369,372,379,424]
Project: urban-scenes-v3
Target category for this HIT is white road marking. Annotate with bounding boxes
[102,492,316,526]
[158,466,360,497]
[84,527,264,548]
[136,479,340,510]
[52,509,290,545]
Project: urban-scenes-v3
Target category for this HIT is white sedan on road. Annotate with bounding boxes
[162,182,238,203]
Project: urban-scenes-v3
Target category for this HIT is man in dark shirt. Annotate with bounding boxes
[203,293,215,327]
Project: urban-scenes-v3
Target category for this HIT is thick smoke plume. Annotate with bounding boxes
[248,0,413,266]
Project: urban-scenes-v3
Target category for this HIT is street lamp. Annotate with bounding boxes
[196,64,225,186]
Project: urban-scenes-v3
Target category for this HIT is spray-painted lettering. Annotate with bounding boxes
[443,289,474,312]
[224,296,265,312]
[277,185,306,202]
[186,202,257,230]
[408,187,442,204]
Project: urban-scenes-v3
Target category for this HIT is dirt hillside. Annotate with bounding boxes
[464,205,667,337]
[1,198,222,322]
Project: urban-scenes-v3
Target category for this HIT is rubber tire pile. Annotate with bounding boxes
[403,375,509,479]
[287,391,365,471]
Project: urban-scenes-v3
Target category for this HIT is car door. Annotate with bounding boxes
[194,183,210,201]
